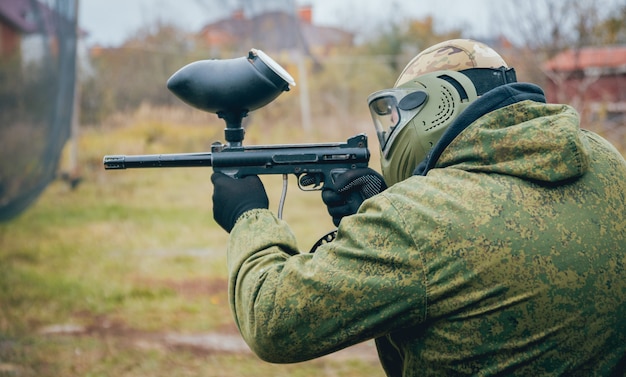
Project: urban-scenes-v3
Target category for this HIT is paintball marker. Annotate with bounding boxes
[103,49,370,246]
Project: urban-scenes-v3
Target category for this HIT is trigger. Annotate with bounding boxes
[299,174,322,190]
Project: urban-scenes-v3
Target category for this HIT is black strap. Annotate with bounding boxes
[460,67,517,96]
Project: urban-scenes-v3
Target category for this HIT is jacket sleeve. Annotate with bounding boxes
[226,193,428,363]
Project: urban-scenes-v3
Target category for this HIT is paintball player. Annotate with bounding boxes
[211,39,626,375]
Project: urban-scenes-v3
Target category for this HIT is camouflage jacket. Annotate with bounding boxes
[226,84,626,376]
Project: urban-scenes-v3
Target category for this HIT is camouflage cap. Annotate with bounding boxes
[395,39,509,87]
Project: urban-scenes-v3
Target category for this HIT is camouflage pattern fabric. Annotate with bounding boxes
[395,39,509,87]
[226,100,626,376]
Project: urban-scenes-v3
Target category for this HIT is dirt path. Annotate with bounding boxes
[38,317,379,362]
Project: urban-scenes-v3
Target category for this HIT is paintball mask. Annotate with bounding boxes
[368,39,517,185]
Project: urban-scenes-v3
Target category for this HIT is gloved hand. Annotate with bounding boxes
[211,172,269,233]
[321,168,387,227]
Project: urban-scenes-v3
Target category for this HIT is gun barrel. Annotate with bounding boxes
[103,153,213,169]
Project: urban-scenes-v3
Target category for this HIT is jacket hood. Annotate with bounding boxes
[435,100,590,183]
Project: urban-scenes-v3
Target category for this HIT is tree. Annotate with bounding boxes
[595,3,626,44]
[491,0,626,83]
[81,22,200,124]
[492,0,626,151]
[361,16,462,74]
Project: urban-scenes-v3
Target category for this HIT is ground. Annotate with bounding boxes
[36,277,380,363]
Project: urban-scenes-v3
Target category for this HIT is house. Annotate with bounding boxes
[542,45,626,123]
[0,0,82,64]
[197,5,354,58]
[0,0,40,56]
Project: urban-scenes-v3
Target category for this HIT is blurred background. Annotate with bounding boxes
[0,0,625,375]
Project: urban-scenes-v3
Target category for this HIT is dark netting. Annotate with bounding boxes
[0,0,78,221]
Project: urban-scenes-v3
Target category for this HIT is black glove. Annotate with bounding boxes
[321,168,387,227]
[211,172,269,233]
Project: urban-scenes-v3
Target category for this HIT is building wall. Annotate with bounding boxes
[0,21,21,56]
[545,73,626,104]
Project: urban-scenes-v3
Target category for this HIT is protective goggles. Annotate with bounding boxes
[367,88,428,157]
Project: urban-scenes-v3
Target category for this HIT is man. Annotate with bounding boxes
[211,39,626,376]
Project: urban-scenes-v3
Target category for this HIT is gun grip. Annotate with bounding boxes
[346,189,366,209]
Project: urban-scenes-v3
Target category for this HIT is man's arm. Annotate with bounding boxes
[226,197,427,363]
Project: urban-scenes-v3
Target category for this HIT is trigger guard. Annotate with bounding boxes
[298,173,323,191]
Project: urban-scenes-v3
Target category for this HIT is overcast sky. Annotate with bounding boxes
[79,0,495,47]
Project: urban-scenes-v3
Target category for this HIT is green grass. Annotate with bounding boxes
[0,113,384,376]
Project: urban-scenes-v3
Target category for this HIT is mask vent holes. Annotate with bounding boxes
[427,85,455,131]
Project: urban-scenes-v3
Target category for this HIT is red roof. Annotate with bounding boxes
[0,0,38,32]
[543,45,626,72]
[0,0,78,36]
